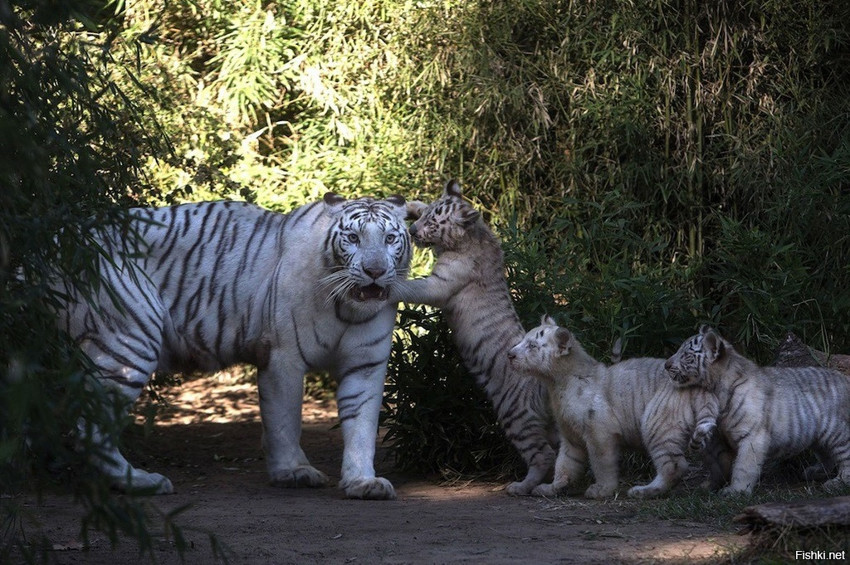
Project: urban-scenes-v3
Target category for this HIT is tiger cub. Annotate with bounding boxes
[508,316,718,499]
[665,326,850,495]
[393,180,555,495]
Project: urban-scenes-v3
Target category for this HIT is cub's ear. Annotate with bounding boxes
[554,327,573,356]
[541,314,557,326]
[458,206,480,228]
[406,200,428,221]
[703,330,726,364]
[443,179,462,198]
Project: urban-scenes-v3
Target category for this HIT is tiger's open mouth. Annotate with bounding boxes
[352,283,389,302]
[411,234,433,248]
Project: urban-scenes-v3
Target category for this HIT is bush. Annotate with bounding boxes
[379,0,850,476]
[0,1,193,560]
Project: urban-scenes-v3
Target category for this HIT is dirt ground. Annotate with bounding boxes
[17,373,746,565]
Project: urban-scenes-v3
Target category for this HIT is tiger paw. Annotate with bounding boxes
[690,422,716,451]
[626,484,663,499]
[269,465,329,488]
[530,483,558,497]
[113,470,174,495]
[583,482,617,499]
[340,476,396,500]
[506,480,535,496]
[718,485,751,497]
[803,463,831,482]
[822,476,849,492]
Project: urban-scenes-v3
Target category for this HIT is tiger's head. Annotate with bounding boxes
[507,315,577,381]
[407,179,482,253]
[322,193,412,311]
[664,326,729,388]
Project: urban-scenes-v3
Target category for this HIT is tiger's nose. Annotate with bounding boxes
[364,266,386,280]
[664,359,672,371]
[409,224,418,236]
[507,351,516,361]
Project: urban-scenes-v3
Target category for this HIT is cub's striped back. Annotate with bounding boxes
[399,180,555,495]
[665,326,850,495]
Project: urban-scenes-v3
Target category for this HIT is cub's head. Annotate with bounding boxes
[507,315,575,380]
[407,179,481,252]
[664,326,728,387]
[322,193,412,310]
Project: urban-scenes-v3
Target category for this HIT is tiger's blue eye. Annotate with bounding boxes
[347,233,360,244]
[385,234,396,244]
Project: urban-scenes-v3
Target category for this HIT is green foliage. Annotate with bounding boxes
[6,0,850,491]
[384,307,521,480]
[0,0,194,560]
[377,0,850,476]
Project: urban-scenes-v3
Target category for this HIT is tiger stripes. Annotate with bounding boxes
[59,194,411,499]
[396,180,555,495]
[665,326,850,495]
[508,315,719,499]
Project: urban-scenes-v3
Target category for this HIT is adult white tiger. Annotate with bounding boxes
[58,194,411,499]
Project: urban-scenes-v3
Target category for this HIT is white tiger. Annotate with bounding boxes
[58,194,411,499]
[665,326,850,495]
[508,316,719,499]
[393,180,555,495]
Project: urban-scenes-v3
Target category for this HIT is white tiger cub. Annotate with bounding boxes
[393,180,555,495]
[665,326,850,495]
[58,194,411,499]
[508,316,719,499]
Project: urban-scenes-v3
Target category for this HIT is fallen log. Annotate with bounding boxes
[773,332,850,375]
[734,496,850,532]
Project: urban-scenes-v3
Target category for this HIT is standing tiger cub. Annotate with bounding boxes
[393,180,555,495]
[665,326,850,496]
[508,316,719,499]
[58,195,411,499]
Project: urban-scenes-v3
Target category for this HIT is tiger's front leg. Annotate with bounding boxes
[258,351,329,489]
[335,359,396,500]
[721,431,769,496]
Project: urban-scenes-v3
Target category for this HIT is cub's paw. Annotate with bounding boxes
[690,422,716,451]
[506,480,534,496]
[626,484,663,499]
[718,485,751,498]
[803,463,831,483]
[270,465,329,488]
[115,470,174,495]
[530,483,558,497]
[822,477,849,492]
[583,483,616,499]
[341,477,396,500]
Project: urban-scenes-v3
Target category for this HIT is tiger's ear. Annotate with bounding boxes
[383,194,407,221]
[458,206,480,228]
[406,200,428,221]
[385,194,406,207]
[443,179,462,198]
[702,330,726,364]
[324,192,346,207]
[554,327,573,356]
[541,314,557,326]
